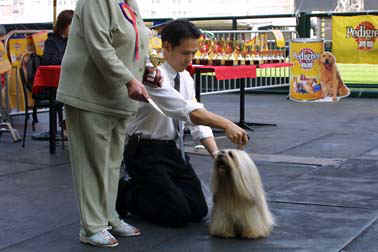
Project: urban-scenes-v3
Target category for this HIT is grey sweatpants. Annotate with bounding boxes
[65,105,131,236]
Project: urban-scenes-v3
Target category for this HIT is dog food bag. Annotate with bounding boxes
[290,39,324,102]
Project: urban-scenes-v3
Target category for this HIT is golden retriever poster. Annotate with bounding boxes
[318,52,350,102]
[291,52,350,102]
[290,39,350,102]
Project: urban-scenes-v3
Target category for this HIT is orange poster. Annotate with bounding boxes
[332,15,378,64]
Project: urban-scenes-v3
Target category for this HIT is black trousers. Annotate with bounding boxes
[117,139,208,228]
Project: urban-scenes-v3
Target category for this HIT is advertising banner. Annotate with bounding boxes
[272,30,285,48]
[0,41,11,74]
[332,15,378,64]
[31,31,48,56]
[8,38,27,67]
[289,39,324,101]
[289,39,350,102]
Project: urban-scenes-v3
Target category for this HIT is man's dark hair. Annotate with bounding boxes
[160,19,202,48]
[54,9,74,36]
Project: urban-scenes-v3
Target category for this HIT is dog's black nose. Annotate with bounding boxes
[215,151,226,160]
[325,59,330,64]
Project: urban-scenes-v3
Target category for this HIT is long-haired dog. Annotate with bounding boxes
[209,149,275,239]
[319,52,350,101]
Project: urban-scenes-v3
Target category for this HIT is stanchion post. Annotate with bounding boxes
[236,76,277,130]
[236,78,255,131]
[49,89,57,154]
[195,68,201,102]
[239,78,245,125]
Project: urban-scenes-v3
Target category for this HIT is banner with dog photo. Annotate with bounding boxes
[332,15,378,64]
[289,39,350,102]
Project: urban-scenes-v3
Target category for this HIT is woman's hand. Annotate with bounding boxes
[126,79,150,102]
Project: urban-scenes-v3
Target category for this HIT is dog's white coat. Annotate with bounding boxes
[209,149,275,239]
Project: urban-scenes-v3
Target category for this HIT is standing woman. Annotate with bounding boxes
[57,0,152,248]
[41,9,74,66]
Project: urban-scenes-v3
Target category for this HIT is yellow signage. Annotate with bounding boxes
[332,15,378,64]
[272,30,285,48]
[8,38,27,67]
[31,31,48,56]
[149,36,162,50]
[289,39,324,101]
[0,41,11,74]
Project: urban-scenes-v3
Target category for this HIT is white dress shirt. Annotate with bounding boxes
[126,62,214,141]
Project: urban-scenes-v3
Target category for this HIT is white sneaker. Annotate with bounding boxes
[80,228,119,248]
[111,220,141,237]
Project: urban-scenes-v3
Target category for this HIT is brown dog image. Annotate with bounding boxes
[319,52,350,101]
[209,149,275,239]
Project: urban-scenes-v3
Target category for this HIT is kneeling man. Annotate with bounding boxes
[116,20,248,227]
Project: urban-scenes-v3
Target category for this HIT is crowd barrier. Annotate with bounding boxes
[0,29,50,141]
[194,29,296,97]
[190,29,296,130]
[2,29,50,114]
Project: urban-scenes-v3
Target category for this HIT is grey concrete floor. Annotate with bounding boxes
[1,93,378,252]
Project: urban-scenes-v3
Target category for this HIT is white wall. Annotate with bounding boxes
[0,0,77,24]
[0,0,295,24]
[140,0,295,18]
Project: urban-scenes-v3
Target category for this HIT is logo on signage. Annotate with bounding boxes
[346,21,377,50]
[293,48,320,69]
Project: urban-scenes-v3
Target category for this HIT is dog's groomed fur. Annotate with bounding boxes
[209,149,275,239]
[319,52,350,101]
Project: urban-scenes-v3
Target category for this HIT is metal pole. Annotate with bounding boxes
[296,12,311,38]
[0,72,21,142]
[232,18,237,30]
[195,69,201,102]
[53,0,57,26]
[239,78,245,125]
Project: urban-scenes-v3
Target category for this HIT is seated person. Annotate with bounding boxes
[32,10,73,141]
[116,20,249,228]
[41,10,73,66]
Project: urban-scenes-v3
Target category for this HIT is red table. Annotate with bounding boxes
[33,65,62,154]
[259,62,292,68]
[191,64,257,80]
[32,65,61,94]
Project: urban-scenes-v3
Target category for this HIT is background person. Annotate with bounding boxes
[56,0,156,248]
[116,19,248,228]
[32,10,73,141]
[41,9,73,66]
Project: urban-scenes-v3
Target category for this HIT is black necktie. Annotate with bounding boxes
[173,73,186,163]
[174,73,180,92]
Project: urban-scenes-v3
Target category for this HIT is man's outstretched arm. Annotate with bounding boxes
[189,109,249,147]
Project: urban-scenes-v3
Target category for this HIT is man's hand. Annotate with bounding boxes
[189,109,249,148]
[143,66,163,88]
[224,122,249,148]
[126,79,150,102]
